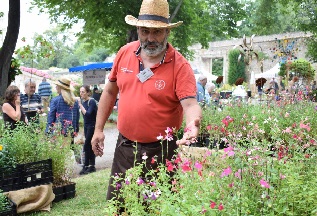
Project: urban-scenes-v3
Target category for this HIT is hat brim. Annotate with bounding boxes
[54,80,71,90]
[125,15,183,28]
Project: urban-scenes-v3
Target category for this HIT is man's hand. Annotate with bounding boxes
[176,119,200,145]
[91,130,105,157]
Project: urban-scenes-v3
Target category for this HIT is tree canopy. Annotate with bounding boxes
[31,0,246,58]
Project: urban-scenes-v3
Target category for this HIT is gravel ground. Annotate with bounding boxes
[72,123,118,177]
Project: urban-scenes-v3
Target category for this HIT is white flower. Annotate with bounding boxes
[142,153,148,160]
[156,134,164,140]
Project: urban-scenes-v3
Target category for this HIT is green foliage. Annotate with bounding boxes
[15,35,55,69]
[31,0,246,58]
[212,58,223,77]
[0,118,74,186]
[105,101,317,215]
[290,58,315,79]
[278,62,287,77]
[306,36,317,63]
[0,190,9,213]
[9,57,22,83]
[228,49,246,85]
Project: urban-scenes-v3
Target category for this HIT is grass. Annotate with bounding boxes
[21,169,111,216]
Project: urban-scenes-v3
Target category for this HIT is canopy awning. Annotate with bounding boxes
[69,62,113,72]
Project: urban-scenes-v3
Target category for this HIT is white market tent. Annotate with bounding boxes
[255,63,280,79]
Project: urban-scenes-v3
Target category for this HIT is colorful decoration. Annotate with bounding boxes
[270,37,299,63]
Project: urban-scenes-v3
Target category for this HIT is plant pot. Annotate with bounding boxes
[210,139,227,149]
[191,134,210,148]
[53,182,76,202]
[0,198,17,216]
[247,90,251,97]
[220,91,232,99]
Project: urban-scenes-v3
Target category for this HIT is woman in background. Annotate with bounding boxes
[45,76,80,144]
[2,85,26,130]
[78,85,98,175]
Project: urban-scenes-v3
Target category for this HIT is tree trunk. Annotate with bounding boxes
[0,0,20,101]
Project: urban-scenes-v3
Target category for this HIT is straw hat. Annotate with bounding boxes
[55,76,72,90]
[125,0,183,28]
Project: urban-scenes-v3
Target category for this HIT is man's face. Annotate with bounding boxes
[201,78,207,87]
[138,27,170,57]
[25,83,36,96]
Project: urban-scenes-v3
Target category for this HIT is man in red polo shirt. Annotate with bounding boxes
[91,0,202,203]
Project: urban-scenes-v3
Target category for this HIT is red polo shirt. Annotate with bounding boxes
[108,41,196,143]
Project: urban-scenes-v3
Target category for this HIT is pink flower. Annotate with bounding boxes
[282,127,292,133]
[210,201,216,209]
[284,112,289,118]
[300,122,311,132]
[259,178,270,188]
[136,178,144,185]
[280,174,286,179]
[166,159,174,172]
[235,169,241,179]
[218,203,224,211]
[206,125,212,131]
[200,206,207,214]
[221,167,232,178]
[181,160,192,172]
[195,161,203,171]
[151,157,156,164]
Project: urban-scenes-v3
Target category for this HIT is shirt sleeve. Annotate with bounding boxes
[45,97,58,133]
[175,63,197,100]
[85,99,97,117]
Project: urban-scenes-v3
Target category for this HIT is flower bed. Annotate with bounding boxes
[105,101,317,215]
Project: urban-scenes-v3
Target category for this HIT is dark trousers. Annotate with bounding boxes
[106,133,178,201]
[83,125,96,166]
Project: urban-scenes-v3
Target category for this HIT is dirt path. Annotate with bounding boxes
[72,123,118,178]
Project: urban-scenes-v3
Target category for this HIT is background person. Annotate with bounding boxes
[20,79,43,123]
[78,85,98,175]
[2,85,27,130]
[91,0,202,205]
[38,77,52,112]
[92,87,101,102]
[45,76,80,144]
[196,75,207,105]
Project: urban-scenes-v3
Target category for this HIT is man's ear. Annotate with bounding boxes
[166,29,171,36]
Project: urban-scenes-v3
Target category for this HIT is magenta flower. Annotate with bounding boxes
[235,169,241,179]
[221,167,232,178]
[136,178,144,185]
[195,161,203,171]
[218,203,224,211]
[259,178,270,188]
[181,159,192,172]
[210,201,216,209]
[166,159,174,172]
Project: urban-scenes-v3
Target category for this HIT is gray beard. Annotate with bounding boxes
[140,37,168,57]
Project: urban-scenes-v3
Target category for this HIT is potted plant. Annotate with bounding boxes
[0,119,75,202]
[216,83,234,99]
[0,190,16,216]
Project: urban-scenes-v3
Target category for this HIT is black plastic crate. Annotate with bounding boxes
[0,159,53,192]
[0,198,17,216]
[0,167,22,192]
[19,159,53,189]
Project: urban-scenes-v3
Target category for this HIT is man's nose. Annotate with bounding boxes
[147,32,156,42]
